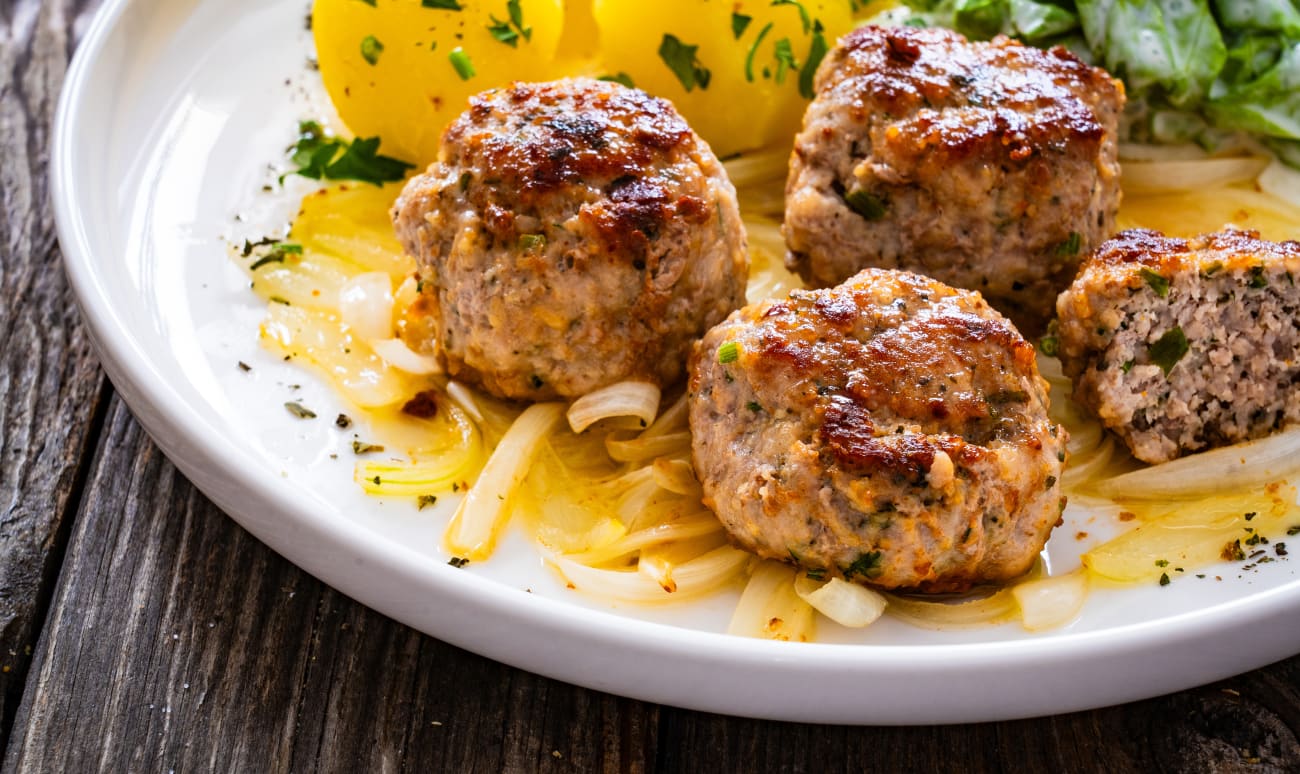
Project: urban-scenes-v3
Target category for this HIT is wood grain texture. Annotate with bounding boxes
[0,0,108,750]
[4,399,1297,773]
[4,399,660,773]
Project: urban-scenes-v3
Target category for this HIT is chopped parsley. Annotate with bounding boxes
[772,37,797,84]
[771,0,811,33]
[1054,231,1082,257]
[283,120,414,185]
[360,35,384,65]
[449,47,475,80]
[746,401,763,412]
[1139,267,1170,298]
[731,12,753,39]
[487,0,531,47]
[518,233,546,251]
[421,0,462,9]
[1249,265,1269,288]
[1159,572,1171,586]
[448,556,470,568]
[237,361,251,372]
[417,494,439,510]
[248,242,303,271]
[1148,327,1190,376]
[659,34,711,92]
[798,21,828,99]
[1120,359,1134,374]
[1202,260,1224,277]
[352,440,385,454]
[1155,558,1169,567]
[284,401,317,419]
[745,23,775,82]
[843,551,884,580]
[598,72,635,88]
[1038,335,1059,357]
[843,188,888,220]
[716,341,740,364]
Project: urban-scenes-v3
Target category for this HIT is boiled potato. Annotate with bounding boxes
[313,0,566,166]
[591,0,854,156]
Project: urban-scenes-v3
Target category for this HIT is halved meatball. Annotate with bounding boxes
[784,25,1123,333]
[689,269,1066,592]
[1056,228,1300,464]
[393,78,748,401]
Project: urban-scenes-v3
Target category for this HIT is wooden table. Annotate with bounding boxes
[3,1,1299,770]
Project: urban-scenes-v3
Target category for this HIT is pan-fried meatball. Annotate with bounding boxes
[393,78,748,401]
[784,25,1123,333]
[689,269,1066,592]
[1056,228,1300,464]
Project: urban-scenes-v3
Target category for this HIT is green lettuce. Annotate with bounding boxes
[897,0,1300,165]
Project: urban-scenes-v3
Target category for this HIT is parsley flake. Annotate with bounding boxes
[352,440,385,454]
[732,12,753,39]
[770,0,811,33]
[843,188,887,220]
[449,47,475,80]
[1139,267,1170,298]
[487,0,531,47]
[598,72,635,88]
[843,551,883,580]
[421,0,463,9]
[285,401,317,419]
[772,37,797,84]
[1054,231,1082,257]
[283,121,414,186]
[417,494,439,510]
[798,21,828,99]
[659,34,711,92]
[745,23,774,82]
[1149,327,1189,376]
[360,35,384,65]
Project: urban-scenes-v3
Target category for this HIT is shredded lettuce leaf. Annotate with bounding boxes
[896,0,1300,165]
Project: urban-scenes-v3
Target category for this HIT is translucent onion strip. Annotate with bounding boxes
[546,545,749,603]
[1012,571,1088,632]
[640,391,688,438]
[606,431,691,463]
[1121,157,1269,195]
[1087,426,1300,499]
[562,514,723,566]
[793,573,887,628]
[445,380,485,424]
[444,402,565,560]
[727,561,815,641]
[722,146,790,187]
[882,588,1019,630]
[651,458,701,497]
[338,271,394,341]
[1257,158,1300,209]
[567,381,661,434]
[368,337,441,375]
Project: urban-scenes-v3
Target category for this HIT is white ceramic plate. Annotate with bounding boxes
[54,0,1300,724]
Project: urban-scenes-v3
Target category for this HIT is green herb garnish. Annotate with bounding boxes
[746,401,763,412]
[1038,335,1059,357]
[1139,267,1170,297]
[352,440,385,454]
[249,242,303,271]
[772,37,797,84]
[1249,265,1269,288]
[798,21,828,99]
[843,188,888,220]
[518,233,546,251]
[421,0,462,9]
[770,0,811,34]
[598,72,635,88]
[449,47,475,80]
[1054,231,1082,257]
[1159,572,1171,586]
[448,556,470,568]
[659,34,711,92]
[844,551,884,580]
[360,35,384,65]
[717,341,740,364]
[487,0,531,47]
[1149,327,1190,376]
[284,121,414,186]
[731,12,753,39]
[745,23,774,82]
[417,494,439,510]
[285,401,317,419]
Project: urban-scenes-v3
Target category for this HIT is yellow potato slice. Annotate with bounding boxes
[313,0,566,166]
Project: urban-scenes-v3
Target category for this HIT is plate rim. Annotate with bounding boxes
[51,0,1300,725]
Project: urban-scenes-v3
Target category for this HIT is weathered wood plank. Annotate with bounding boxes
[3,398,660,772]
[0,0,108,750]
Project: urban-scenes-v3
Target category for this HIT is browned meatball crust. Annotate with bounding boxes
[1057,228,1300,464]
[393,78,748,400]
[689,269,1067,592]
[784,25,1124,333]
